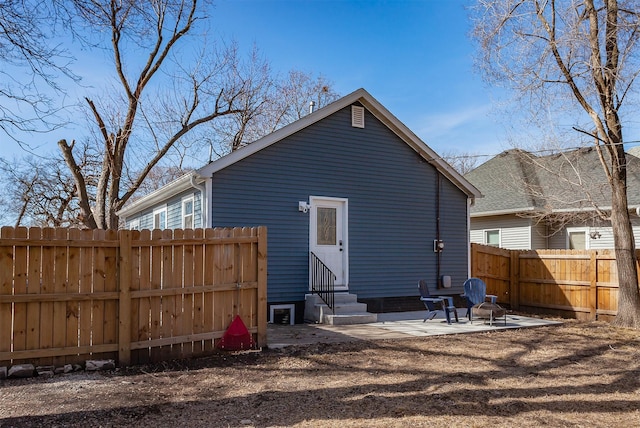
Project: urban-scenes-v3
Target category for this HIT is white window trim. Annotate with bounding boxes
[182,195,195,229]
[153,205,167,229]
[566,227,590,250]
[484,229,501,247]
[129,218,140,231]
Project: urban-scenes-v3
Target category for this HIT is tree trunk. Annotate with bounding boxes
[610,169,640,327]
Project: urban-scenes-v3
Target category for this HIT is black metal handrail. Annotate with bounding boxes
[310,251,336,311]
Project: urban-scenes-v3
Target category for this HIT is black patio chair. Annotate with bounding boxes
[418,279,459,325]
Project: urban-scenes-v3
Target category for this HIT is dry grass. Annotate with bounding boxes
[1,320,640,427]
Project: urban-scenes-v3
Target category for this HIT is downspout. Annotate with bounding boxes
[190,173,207,228]
[436,173,441,287]
[467,197,473,279]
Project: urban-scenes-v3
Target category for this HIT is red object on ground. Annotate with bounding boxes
[218,315,254,351]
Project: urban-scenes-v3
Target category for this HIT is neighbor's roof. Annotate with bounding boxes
[465,147,640,217]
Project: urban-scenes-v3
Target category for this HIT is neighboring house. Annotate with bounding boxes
[465,147,640,250]
[117,88,481,322]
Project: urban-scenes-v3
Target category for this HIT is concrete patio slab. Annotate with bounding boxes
[266,310,562,349]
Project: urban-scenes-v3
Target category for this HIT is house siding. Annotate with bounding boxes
[531,222,548,249]
[207,104,470,304]
[124,189,202,230]
[470,215,533,249]
[547,218,640,249]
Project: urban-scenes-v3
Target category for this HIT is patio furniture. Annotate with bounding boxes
[418,280,459,325]
[461,278,497,320]
[471,302,507,326]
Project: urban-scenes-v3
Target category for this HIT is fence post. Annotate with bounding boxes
[118,230,132,366]
[256,226,268,347]
[510,250,520,310]
[589,251,597,321]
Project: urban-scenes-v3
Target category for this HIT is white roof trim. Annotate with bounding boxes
[116,172,205,219]
[472,205,640,218]
[471,207,538,217]
[197,88,481,199]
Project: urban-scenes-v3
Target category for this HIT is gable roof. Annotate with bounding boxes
[197,88,480,198]
[118,88,481,218]
[465,147,640,217]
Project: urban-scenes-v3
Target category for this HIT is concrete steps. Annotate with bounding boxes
[304,293,377,325]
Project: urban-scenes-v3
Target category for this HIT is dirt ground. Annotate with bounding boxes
[1,319,640,428]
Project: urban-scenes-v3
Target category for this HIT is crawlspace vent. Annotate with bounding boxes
[351,105,365,128]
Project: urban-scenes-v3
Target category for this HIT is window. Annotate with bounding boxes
[485,229,500,247]
[316,207,337,245]
[567,229,588,250]
[153,206,167,229]
[182,197,194,229]
[128,218,140,231]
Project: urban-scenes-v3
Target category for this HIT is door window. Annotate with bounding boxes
[316,207,337,245]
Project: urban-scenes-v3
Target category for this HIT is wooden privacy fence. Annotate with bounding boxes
[0,226,267,368]
[471,243,620,321]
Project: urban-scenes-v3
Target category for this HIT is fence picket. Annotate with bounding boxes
[103,229,118,361]
[0,227,14,367]
[149,229,163,362]
[118,230,132,367]
[92,229,106,359]
[66,229,81,364]
[192,228,205,355]
[26,227,43,364]
[171,229,184,360]
[78,229,94,362]
[128,230,140,365]
[52,228,68,366]
[135,229,152,364]
[257,226,268,344]
[182,228,195,358]
[203,228,215,352]
[159,228,174,360]
[20,227,36,364]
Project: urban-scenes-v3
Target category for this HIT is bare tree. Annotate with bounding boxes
[207,69,340,158]
[1,1,339,229]
[0,0,76,145]
[473,0,640,327]
[57,0,270,229]
[128,165,191,201]
[440,149,481,175]
[0,155,89,228]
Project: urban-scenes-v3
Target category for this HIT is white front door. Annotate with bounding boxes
[309,196,348,290]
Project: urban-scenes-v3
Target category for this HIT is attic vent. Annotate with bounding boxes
[351,105,365,128]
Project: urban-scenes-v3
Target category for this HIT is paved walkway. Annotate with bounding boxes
[266,310,562,349]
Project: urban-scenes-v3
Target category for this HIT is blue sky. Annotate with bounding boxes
[213,0,505,159]
[3,0,510,162]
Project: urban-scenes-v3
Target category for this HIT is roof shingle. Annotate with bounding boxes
[465,147,640,216]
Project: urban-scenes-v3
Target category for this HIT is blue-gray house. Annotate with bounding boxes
[117,89,481,324]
